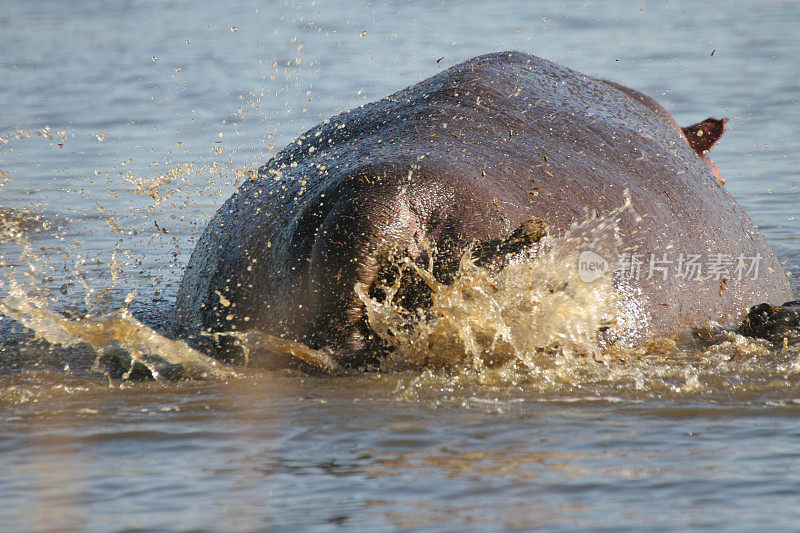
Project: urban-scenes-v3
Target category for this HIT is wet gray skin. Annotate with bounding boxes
[172,51,792,366]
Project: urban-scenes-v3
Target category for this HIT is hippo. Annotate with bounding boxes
[171,51,792,366]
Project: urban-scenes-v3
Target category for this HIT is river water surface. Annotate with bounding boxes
[2,1,800,531]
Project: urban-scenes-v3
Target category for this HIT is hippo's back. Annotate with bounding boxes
[172,51,791,361]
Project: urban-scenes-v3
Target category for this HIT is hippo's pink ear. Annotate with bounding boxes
[682,117,727,155]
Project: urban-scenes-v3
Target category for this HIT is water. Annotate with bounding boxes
[2,1,800,530]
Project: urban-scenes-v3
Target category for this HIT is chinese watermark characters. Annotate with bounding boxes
[578,251,762,282]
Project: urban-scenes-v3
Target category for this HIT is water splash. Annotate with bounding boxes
[0,126,67,145]
[357,198,646,371]
[1,187,798,399]
[344,198,800,399]
[0,232,232,381]
[0,280,233,381]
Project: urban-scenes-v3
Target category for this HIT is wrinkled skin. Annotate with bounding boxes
[172,51,792,365]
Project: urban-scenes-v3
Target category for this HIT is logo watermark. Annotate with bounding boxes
[578,250,609,282]
[578,251,763,282]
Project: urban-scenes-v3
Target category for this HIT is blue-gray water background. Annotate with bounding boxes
[2,1,800,531]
